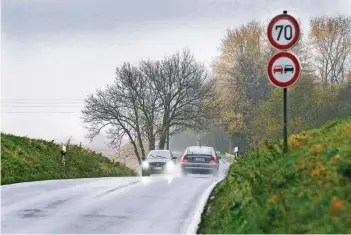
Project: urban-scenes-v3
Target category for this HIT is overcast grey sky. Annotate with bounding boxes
[1,0,350,144]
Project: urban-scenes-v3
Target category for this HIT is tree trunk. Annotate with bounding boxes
[166,127,170,150]
[158,130,166,150]
[133,109,146,160]
[136,134,146,159]
[124,129,142,165]
[158,115,168,150]
[159,98,170,150]
[130,140,142,165]
[148,130,156,151]
[147,112,156,151]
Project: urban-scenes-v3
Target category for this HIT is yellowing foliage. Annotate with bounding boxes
[327,154,341,167]
[310,160,327,178]
[344,124,351,136]
[220,111,244,133]
[212,20,269,137]
[311,20,334,38]
[296,160,306,169]
[199,116,351,234]
[308,144,325,155]
[331,197,344,212]
[268,195,277,205]
[288,134,311,149]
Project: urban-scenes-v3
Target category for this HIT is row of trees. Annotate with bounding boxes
[83,14,351,162]
[82,50,214,164]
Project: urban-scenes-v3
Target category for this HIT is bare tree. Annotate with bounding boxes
[82,63,149,164]
[147,49,213,149]
[138,60,164,150]
[83,48,213,163]
[310,14,351,86]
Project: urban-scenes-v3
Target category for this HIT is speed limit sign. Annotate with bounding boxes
[267,13,301,50]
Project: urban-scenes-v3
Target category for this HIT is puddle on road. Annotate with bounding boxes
[82,214,129,219]
[45,198,70,209]
[141,174,177,186]
[18,209,47,218]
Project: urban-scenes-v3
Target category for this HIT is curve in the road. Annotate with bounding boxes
[1,161,230,234]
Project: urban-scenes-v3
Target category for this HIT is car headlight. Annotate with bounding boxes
[142,161,149,169]
[166,161,175,170]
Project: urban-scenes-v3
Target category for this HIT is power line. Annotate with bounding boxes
[4,105,84,108]
[1,99,85,101]
[1,100,85,102]
[0,98,86,104]
[1,98,87,114]
[1,98,85,100]
[1,112,81,114]
[1,102,85,105]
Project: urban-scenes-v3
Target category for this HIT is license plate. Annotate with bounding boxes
[195,158,205,162]
[153,166,162,170]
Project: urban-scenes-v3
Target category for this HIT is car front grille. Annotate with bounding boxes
[149,162,166,166]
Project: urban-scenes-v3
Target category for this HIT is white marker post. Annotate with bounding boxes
[267,10,301,153]
[234,146,239,158]
[61,144,67,166]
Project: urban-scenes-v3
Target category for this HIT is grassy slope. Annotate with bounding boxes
[198,116,351,234]
[1,133,136,185]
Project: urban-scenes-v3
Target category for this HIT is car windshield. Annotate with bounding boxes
[147,150,171,159]
[186,146,213,155]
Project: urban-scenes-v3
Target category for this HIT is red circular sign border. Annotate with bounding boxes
[267,51,301,88]
[267,14,301,50]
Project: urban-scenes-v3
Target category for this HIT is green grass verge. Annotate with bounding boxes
[1,133,136,185]
[198,116,351,234]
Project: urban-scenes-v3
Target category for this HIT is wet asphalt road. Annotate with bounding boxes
[1,160,229,234]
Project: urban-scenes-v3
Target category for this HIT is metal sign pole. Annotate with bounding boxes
[283,10,288,153]
[283,87,288,153]
[267,10,301,154]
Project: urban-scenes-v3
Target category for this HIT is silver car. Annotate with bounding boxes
[141,150,177,176]
[180,146,221,176]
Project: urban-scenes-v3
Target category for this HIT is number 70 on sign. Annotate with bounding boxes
[275,25,293,41]
[267,13,301,50]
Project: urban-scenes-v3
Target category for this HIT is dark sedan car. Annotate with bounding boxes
[180,146,221,177]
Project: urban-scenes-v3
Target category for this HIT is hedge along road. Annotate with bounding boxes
[1,155,230,234]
